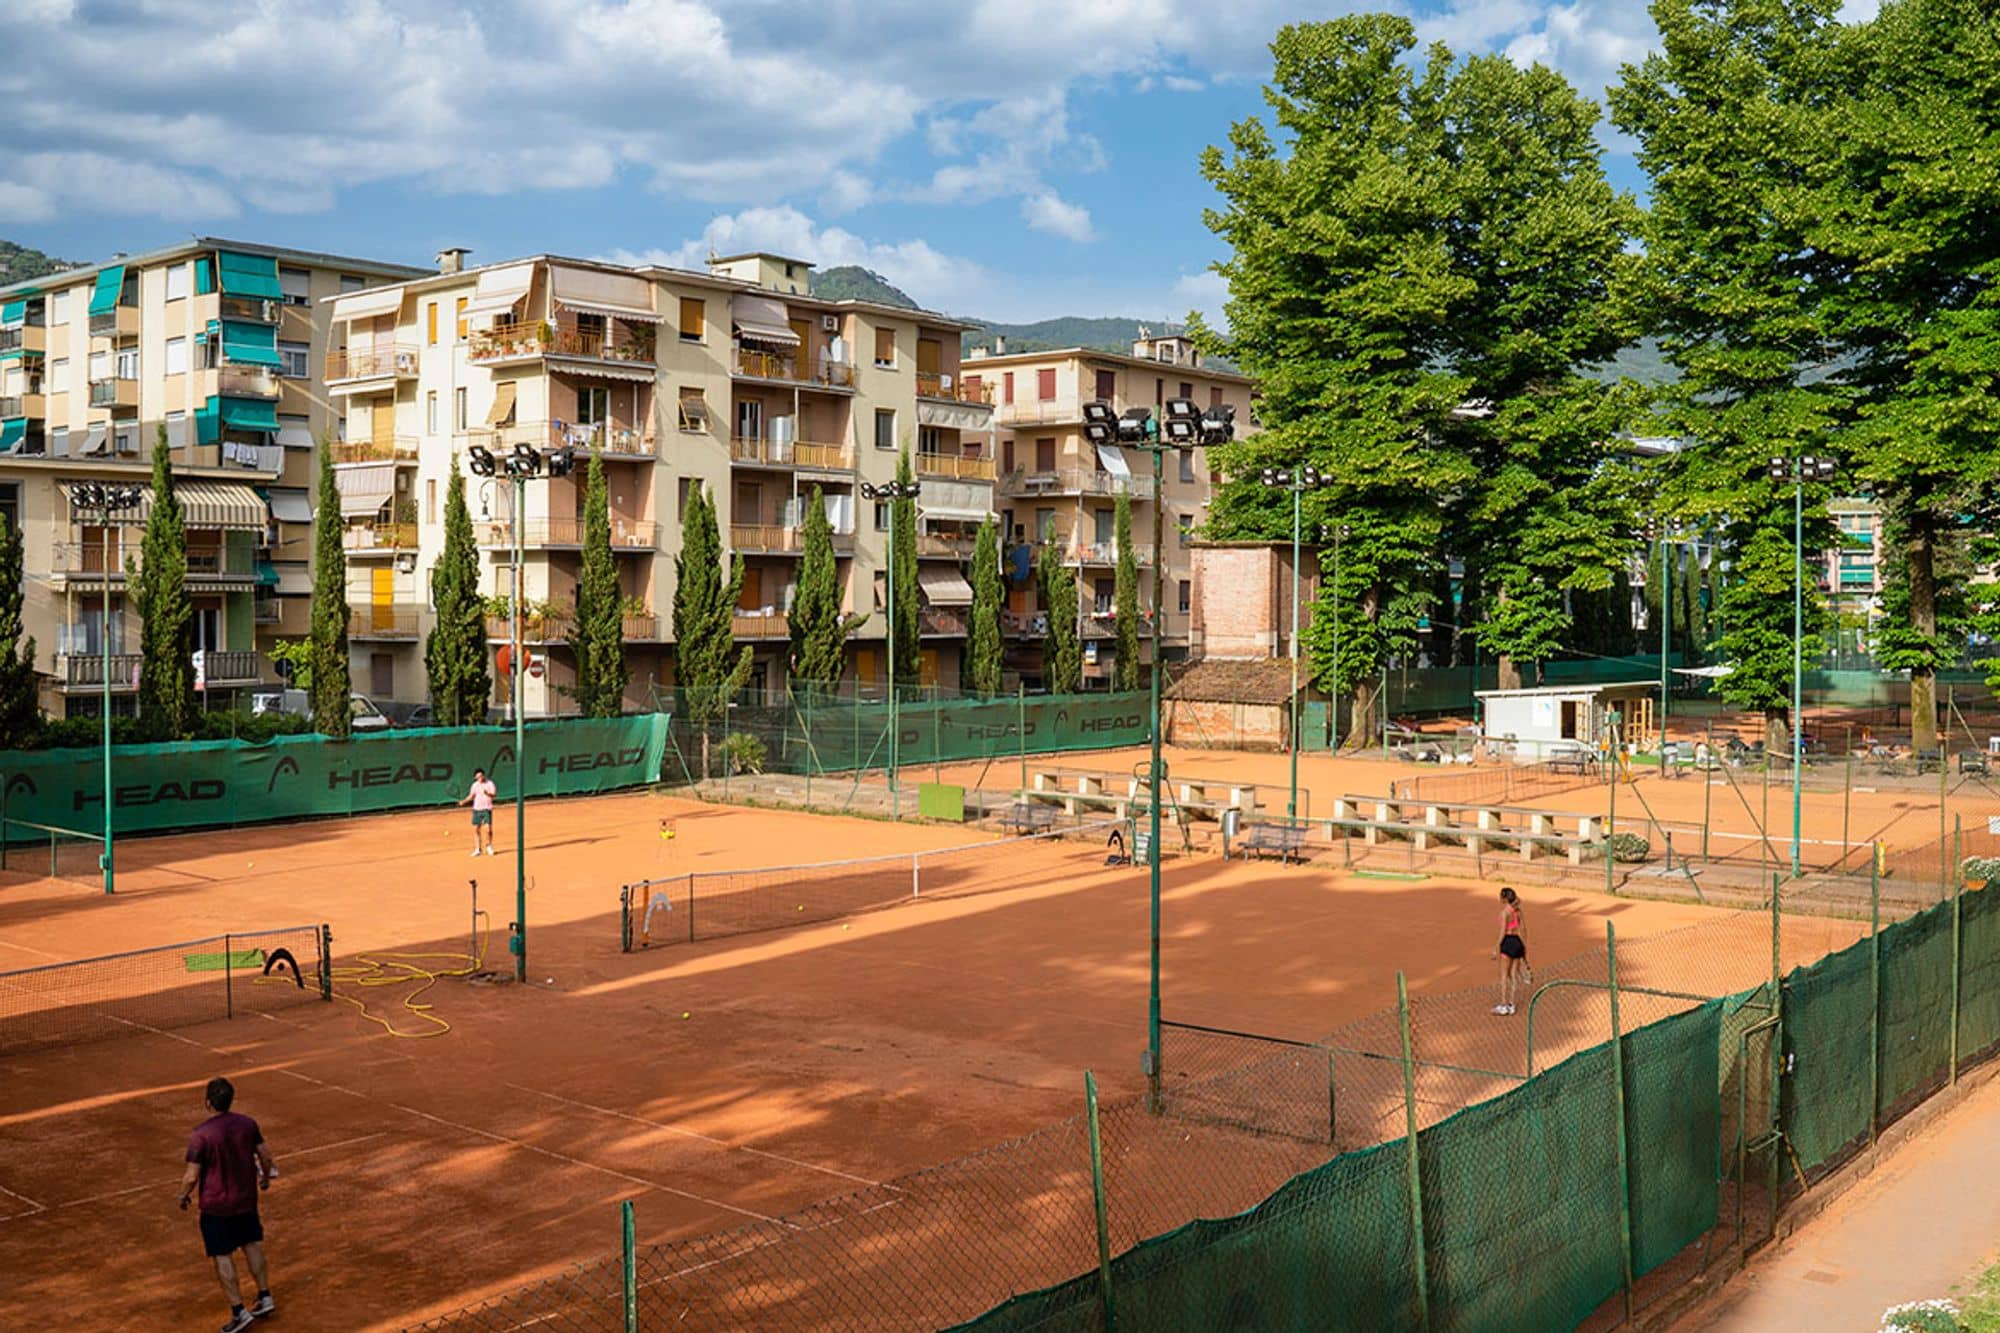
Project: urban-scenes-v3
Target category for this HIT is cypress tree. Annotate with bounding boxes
[892,447,920,687]
[308,443,351,737]
[571,447,626,717]
[967,516,1003,696]
[132,425,194,739]
[1038,542,1081,693]
[1113,491,1140,692]
[425,455,490,724]
[671,481,752,776]
[0,510,38,745]
[790,484,862,689]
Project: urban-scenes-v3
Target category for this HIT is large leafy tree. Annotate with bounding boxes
[1037,542,1081,693]
[967,516,1003,696]
[789,484,862,689]
[570,447,626,717]
[132,425,195,739]
[1113,490,1140,692]
[0,510,38,744]
[891,448,920,687]
[308,443,351,737]
[671,481,752,776]
[1611,0,1848,750]
[425,455,490,725]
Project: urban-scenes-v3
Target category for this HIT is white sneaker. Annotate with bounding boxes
[1504,1005,1516,1015]
[1491,1004,1508,1015]
[470,849,481,858]
[485,847,496,856]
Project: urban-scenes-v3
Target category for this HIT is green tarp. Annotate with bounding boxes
[220,319,280,367]
[195,397,221,446]
[0,716,669,837]
[88,265,126,317]
[196,257,215,296]
[0,299,23,325]
[220,397,279,432]
[217,251,282,301]
[0,421,23,453]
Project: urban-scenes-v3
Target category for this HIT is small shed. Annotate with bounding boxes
[1473,681,1657,762]
[1165,659,1303,751]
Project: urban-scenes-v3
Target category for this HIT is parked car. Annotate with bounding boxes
[248,688,391,732]
[399,705,505,728]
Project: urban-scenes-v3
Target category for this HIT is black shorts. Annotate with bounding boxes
[1499,934,1527,961]
[200,1210,263,1258]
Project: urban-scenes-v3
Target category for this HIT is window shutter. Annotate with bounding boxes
[874,327,896,365]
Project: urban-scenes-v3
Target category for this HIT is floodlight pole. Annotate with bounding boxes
[1330,525,1342,754]
[1147,440,1164,1105]
[100,512,114,894]
[513,469,527,983]
[1792,472,1804,879]
[1289,482,1302,816]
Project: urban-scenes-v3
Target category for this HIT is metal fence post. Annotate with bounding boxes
[318,925,333,1001]
[622,1198,637,1332]
[1085,1070,1116,1330]
[1870,850,1881,1145]
[1397,972,1431,1332]
[687,872,696,944]
[1952,813,1964,1084]
[224,932,234,1021]
[1327,1047,1338,1147]
[1607,922,1635,1321]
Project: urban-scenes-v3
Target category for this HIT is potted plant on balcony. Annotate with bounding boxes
[617,324,656,363]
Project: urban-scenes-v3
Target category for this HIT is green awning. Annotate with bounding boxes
[217,251,282,301]
[0,420,23,453]
[255,561,280,587]
[219,397,279,432]
[196,258,215,296]
[89,265,127,317]
[196,397,222,445]
[220,319,281,367]
[0,299,23,325]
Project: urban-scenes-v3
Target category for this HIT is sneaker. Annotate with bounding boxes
[222,1308,256,1333]
[470,849,482,858]
[485,846,496,856]
[1491,1004,1508,1015]
[250,1292,275,1318]
[1504,1005,1517,1015]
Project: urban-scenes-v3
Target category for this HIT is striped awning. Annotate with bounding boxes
[174,482,269,531]
[550,360,655,383]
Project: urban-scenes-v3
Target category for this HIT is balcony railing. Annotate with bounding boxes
[732,612,790,640]
[58,653,142,687]
[484,611,572,643]
[217,364,280,399]
[1000,468,1156,501]
[995,399,1083,427]
[0,393,45,419]
[728,524,853,554]
[464,421,657,458]
[919,606,967,636]
[185,546,259,577]
[915,373,995,404]
[324,346,419,382]
[196,650,265,684]
[88,377,139,410]
[467,323,658,366]
[344,521,418,553]
[1041,539,1154,568]
[915,452,997,481]
[1002,610,1046,637]
[219,296,279,325]
[727,436,855,470]
[624,614,667,642]
[330,437,419,464]
[917,532,977,558]
[348,606,423,639]
[0,325,46,355]
[732,347,857,388]
[478,517,656,549]
[89,307,141,339]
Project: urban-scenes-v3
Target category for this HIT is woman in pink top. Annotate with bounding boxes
[459,767,498,857]
[1491,887,1529,1015]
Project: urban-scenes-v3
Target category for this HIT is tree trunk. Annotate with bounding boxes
[1496,655,1522,692]
[1908,521,1940,755]
[1765,706,1789,757]
[700,728,712,782]
[1353,677,1380,749]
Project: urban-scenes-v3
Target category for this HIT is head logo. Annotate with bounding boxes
[488,744,517,771]
[265,756,301,794]
[1056,709,1070,728]
[3,773,36,803]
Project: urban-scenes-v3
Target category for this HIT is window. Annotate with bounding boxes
[340,275,367,294]
[426,390,438,434]
[447,296,465,341]
[0,482,16,537]
[575,385,608,426]
[1177,513,1193,547]
[455,387,468,432]
[874,408,896,450]
[1036,369,1056,401]
[279,340,310,378]
[51,356,67,377]
[164,411,187,447]
[677,387,710,431]
[1036,507,1056,540]
[1035,437,1056,471]
[679,297,705,342]
[1209,387,1224,408]
[677,476,695,520]
[874,327,896,367]
[1094,369,1116,402]
[963,374,982,401]
[1178,580,1192,614]
[1179,450,1195,483]
[114,425,137,455]
[280,267,311,306]
[1179,381,1193,401]
[426,302,438,345]
[89,350,110,381]
[165,264,190,302]
[874,501,891,532]
[918,425,943,456]
[1002,372,1014,405]
[163,337,188,377]
[115,347,139,380]
[1003,439,1015,472]
[49,427,68,455]
[49,290,68,324]
[278,412,309,448]
[1155,378,1164,405]
[426,478,437,525]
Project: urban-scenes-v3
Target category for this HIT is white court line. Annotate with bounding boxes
[23,1133,390,1215]
[0,1180,47,1220]
[0,938,66,962]
[504,1084,891,1190]
[104,1013,214,1050]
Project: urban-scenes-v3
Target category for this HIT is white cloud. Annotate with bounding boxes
[1020,192,1094,243]
[1172,270,1229,329]
[819,171,873,216]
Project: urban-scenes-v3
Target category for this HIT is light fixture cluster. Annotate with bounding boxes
[468,441,577,480]
[1082,398,1237,449]
[1769,454,1838,482]
[1259,465,1328,490]
[70,481,146,512]
[859,480,921,501]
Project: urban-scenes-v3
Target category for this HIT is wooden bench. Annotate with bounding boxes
[1003,802,1059,836]
[1545,751,1600,777]
[1960,752,1991,777]
[1241,821,1309,864]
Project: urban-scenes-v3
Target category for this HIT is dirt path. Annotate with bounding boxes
[1688,1072,2000,1330]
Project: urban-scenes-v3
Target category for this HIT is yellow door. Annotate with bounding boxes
[854,647,878,684]
[371,401,395,451]
[372,567,394,631]
[788,319,813,376]
[919,649,940,687]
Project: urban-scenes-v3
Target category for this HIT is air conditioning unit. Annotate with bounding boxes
[394,472,412,493]
[821,314,839,331]
[395,553,417,573]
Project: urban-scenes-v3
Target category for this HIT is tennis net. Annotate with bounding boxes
[0,924,331,1058]
[622,820,1122,949]
[1390,759,1599,808]
[0,817,105,889]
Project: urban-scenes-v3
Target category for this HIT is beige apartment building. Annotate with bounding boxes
[973,332,1252,686]
[0,240,430,717]
[325,250,996,712]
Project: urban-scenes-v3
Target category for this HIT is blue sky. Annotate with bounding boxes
[0,0,1876,325]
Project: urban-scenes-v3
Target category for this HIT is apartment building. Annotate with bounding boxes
[973,331,1253,687]
[0,240,430,717]
[326,250,994,711]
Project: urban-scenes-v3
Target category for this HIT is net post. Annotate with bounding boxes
[619,885,632,953]
[1397,971,1431,1332]
[622,1198,638,1333]
[686,872,696,944]
[1084,1069,1115,1329]
[911,851,920,899]
[1952,813,1963,1085]
[224,932,234,1021]
[1607,921,1635,1322]
[1870,847,1881,1145]
[1327,1046,1338,1147]
[318,925,332,1001]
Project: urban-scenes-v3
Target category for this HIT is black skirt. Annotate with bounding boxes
[1499,933,1527,960]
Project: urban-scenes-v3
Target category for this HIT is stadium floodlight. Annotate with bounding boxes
[1082,401,1117,447]
[467,444,497,477]
[67,479,146,895]
[1116,407,1155,444]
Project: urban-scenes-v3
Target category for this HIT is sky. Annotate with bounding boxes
[0,0,1879,326]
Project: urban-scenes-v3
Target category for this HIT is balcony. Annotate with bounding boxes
[477,517,656,550]
[729,524,854,555]
[324,346,419,386]
[219,296,279,325]
[88,377,140,411]
[464,420,656,460]
[732,347,857,389]
[217,364,280,400]
[1000,468,1156,501]
[197,650,266,685]
[995,399,1083,427]
[915,373,994,404]
[915,452,996,482]
[1002,610,1046,637]
[919,606,967,636]
[624,614,667,642]
[1045,539,1154,568]
[732,611,790,641]
[484,610,572,643]
[917,532,977,559]
[0,324,46,356]
[330,437,419,464]
[57,653,142,689]
[89,307,141,340]
[468,323,657,368]
[185,546,260,579]
[344,521,418,554]
[727,436,855,471]
[0,393,46,420]
[348,606,423,639]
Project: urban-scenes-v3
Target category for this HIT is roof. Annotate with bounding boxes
[1166,658,1301,706]
[0,235,429,298]
[710,251,814,268]
[969,344,1255,385]
[1474,681,1657,700]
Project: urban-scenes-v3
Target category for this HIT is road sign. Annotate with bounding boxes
[527,657,545,679]
[192,649,207,692]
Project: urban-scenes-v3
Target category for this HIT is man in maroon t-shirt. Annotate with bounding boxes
[179,1077,276,1331]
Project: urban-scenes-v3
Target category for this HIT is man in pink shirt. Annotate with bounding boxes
[459,767,498,857]
[179,1077,276,1331]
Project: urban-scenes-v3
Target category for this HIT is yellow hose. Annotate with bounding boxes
[317,911,492,1039]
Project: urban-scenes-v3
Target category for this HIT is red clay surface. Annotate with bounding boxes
[0,777,1893,1329]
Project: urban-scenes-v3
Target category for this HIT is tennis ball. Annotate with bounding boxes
[796,904,804,912]
[681,1011,691,1019]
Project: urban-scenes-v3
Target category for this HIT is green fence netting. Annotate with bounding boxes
[1781,940,1875,1178]
[1879,904,1955,1120]
[1625,1002,1723,1277]
[1959,887,2000,1064]
[0,716,669,837]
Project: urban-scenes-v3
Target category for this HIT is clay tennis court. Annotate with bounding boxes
[0,770,1915,1329]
